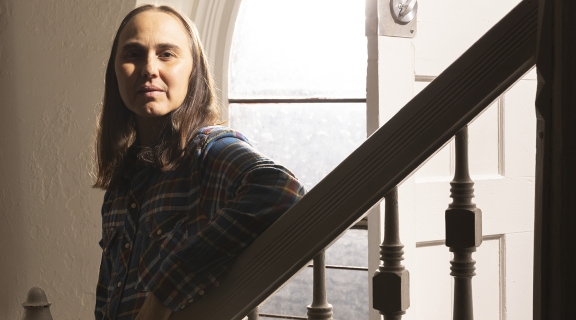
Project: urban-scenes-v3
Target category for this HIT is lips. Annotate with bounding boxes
[137,85,164,93]
[137,85,165,97]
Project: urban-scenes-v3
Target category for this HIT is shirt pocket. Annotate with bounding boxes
[99,226,126,305]
[101,226,123,265]
[135,212,189,291]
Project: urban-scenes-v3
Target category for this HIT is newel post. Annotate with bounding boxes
[21,287,53,320]
[445,126,482,320]
[534,0,576,318]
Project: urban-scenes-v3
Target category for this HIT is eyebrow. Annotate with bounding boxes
[119,42,182,52]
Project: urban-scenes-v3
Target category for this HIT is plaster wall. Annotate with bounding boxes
[0,0,135,318]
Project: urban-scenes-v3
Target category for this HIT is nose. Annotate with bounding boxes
[141,54,158,79]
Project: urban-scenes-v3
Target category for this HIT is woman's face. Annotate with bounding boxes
[115,11,193,119]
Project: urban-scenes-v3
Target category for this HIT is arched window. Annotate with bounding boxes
[228,0,368,318]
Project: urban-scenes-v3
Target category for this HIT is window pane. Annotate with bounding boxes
[327,268,369,319]
[325,229,368,268]
[229,103,366,190]
[259,267,312,317]
[258,267,369,319]
[229,0,367,99]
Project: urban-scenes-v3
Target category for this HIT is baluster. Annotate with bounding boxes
[445,126,482,320]
[22,287,53,320]
[247,307,259,320]
[307,250,333,320]
[373,186,410,320]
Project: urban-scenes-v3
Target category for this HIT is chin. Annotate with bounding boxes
[143,112,171,119]
[128,102,179,119]
[137,106,172,118]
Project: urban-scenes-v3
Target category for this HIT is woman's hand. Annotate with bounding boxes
[135,293,173,320]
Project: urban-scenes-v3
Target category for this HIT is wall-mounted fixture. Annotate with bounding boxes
[379,0,418,38]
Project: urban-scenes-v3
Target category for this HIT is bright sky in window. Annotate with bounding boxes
[229,0,367,99]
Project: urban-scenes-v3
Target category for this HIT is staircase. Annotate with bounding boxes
[171,1,539,319]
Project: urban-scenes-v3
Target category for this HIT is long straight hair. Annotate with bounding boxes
[93,4,221,190]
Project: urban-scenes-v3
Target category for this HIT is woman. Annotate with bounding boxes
[93,5,305,320]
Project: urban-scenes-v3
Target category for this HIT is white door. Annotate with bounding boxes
[378,1,537,319]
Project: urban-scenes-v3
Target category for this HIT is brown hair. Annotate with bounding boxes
[93,4,221,190]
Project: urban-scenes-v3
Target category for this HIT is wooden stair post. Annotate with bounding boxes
[534,0,576,318]
[373,187,410,320]
[307,250,333,320]
[445,126,482,320]
[21,287,53,320]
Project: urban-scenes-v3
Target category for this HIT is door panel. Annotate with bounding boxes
[504,232,534,320]
[410,237,502,320]
[414,0,522,76]
[407,74,536,319]
[401,0,536,316]
[504,79,538,177]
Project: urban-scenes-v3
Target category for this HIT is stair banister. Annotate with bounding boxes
[171,1,537,319]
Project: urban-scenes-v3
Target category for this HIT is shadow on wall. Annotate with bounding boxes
[0,0,25,315]
[0,0,136,318]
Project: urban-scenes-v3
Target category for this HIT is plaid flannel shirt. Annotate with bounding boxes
[95,126,305,319]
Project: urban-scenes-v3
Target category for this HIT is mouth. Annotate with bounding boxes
[137,85,164,94]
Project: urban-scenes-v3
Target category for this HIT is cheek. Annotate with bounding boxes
[116,64,135,90]
[168,64,192,97]
[114,63,137,108]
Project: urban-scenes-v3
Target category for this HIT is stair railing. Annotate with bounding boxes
[170,0,537,319]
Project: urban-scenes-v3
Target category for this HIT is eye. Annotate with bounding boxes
[159,51,176,59]
[124,50,141,60]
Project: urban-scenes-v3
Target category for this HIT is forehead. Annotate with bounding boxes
[118,10,190,47]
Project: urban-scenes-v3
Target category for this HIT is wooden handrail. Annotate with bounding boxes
[171,1,538,319]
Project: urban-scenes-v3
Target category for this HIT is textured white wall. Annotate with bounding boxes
[0,0,135,318]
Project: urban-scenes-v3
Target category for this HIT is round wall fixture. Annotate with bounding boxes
[391,0,418,24]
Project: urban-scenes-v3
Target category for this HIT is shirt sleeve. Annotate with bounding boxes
[146,133,306,311]
[95,254,109,319]
[95,191,113,320]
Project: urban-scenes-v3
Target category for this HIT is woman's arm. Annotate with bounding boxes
[146,132,305,312]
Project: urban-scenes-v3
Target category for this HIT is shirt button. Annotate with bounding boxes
[124,243,130,249]
[198,289,204,295]
[156,229,162,236]
[130,203,137,209]
[180,305,186,310]
[117,282,122,288]
[103,248,107,253]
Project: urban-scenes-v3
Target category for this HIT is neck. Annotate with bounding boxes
[135,115,168,147]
